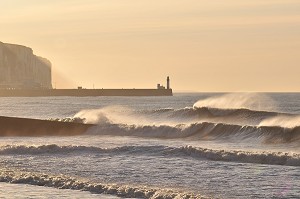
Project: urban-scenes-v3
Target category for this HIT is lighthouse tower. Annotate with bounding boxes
[167,76,170,89]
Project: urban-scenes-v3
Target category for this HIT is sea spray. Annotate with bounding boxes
[72,102,290,128]
[193,93,277,111]
[74,106,156,125]
[259,115,300,128]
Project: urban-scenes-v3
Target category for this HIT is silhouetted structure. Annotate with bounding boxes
[157,76,171,90]
[0,88,173,97]
[157,84,165,89]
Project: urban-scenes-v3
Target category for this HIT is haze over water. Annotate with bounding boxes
[1,0,300,91]
[1,0,300,198]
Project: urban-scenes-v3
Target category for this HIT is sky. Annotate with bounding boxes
[1,0,300,91]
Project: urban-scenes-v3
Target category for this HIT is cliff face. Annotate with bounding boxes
[0,42,52,89]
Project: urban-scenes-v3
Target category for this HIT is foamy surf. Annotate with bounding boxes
[0,169,207,199]
[1,144,299,166]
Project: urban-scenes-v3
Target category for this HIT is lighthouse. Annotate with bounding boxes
[167,76,170,89]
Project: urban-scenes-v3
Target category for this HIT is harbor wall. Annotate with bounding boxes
[0,89,173,97]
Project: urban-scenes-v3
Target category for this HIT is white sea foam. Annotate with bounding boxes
[48,117,85,123]
[0,169,207,199]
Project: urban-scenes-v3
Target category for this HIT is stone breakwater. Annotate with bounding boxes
[0,116,94,136]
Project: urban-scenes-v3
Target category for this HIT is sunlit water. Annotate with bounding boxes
[0,93,299,198]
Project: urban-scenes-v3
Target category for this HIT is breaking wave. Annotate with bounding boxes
[85,121,300,144]
[1,144,299,166]
[43,93,299,144]
[73,105,292,126]
[0,170,206,199]
[67,93,300,144]
[193,93,277,110]
[179,146,300,166]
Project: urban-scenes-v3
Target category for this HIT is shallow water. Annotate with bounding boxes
[0,183,122,199]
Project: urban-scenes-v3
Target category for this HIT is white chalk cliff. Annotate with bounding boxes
[0,42,52,89]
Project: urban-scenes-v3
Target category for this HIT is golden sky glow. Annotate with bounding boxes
[1,0,300,91]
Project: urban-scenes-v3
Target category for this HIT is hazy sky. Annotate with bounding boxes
[1,0,300,91]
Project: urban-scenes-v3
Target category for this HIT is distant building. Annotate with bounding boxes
[0,42,52,89]
[157,84,165,89]
[157,76,171,90]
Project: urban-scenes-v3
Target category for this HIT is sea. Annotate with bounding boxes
[0,93,299,199]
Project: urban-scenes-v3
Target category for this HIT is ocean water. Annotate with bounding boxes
[0,93,299,198]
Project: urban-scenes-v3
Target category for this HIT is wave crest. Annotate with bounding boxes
[0,144,141,155]
[71,104,296,128]
[178,146,300,166]
[1,144,299,166]
[86,122,300,144]
[0,170,206,199]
